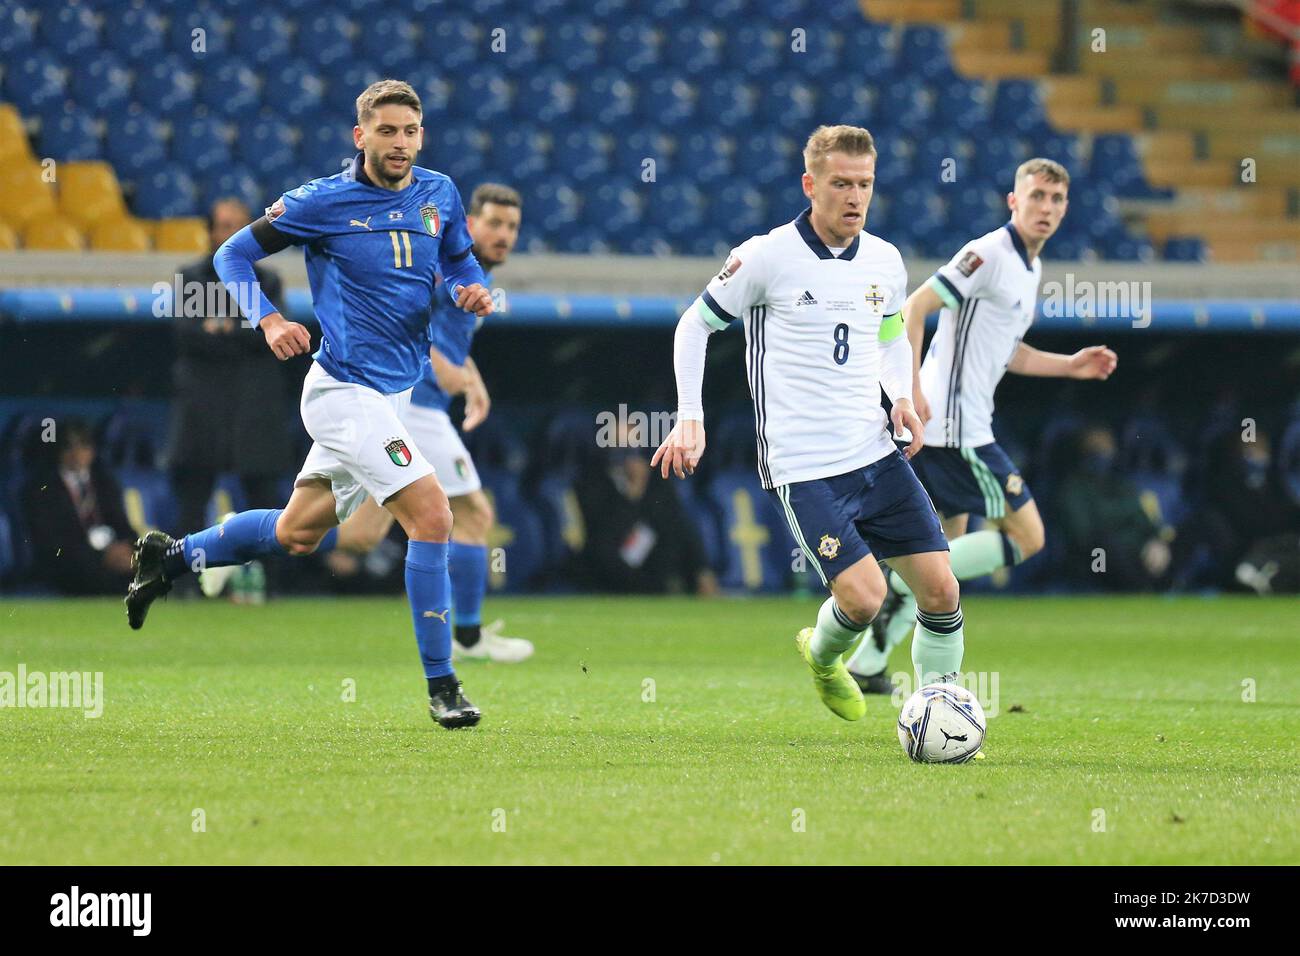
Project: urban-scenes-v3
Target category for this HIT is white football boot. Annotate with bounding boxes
[453,619,534,663]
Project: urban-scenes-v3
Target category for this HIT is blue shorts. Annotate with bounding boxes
[909,442,1032,520]
[768,450,949,586]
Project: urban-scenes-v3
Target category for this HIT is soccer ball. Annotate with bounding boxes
[897,683,986,763]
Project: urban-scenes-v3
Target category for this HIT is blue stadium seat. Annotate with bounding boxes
[197,61,262,117]
[3,50,67,114]
[268,60,327,119]
[403,68,453,116]
[39,106,102,162]
[516,69,577,124]
[575,70,636,126]
[296,10,354,66]
[758,77,817,134]
[734,132,799,188]
[39,3,100,59]
[451,68,513,125]
[640,75,698,127]
[819,77,873,127]
[900,25,953,82]
[107,5,167,63]
[544,17,602,72]
[0,3,36,58]
[169,5,230,58]
[930,78,991,137]
[427,16,482,72]
[236,120,301,180]
[202,165,264,213]
[788,25,842,77]
[841,23,896,82]
[605,20,661,75]
[230,11,293,66]
[104,112,168,180]
[487,125,548,181]
[70,51,132,115]
[675,131,733,184]
[323,63,384,114]
[1163,236,1205,262]
[356,13,418,68]
[731,25,784,78]
[130,166,201,219]
[663,22,725,77]
[169,116,230,176]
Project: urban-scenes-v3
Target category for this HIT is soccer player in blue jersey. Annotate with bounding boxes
[331,183,534,663]
[124,80,494,729]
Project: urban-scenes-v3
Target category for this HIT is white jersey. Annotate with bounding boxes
[920,223,1042,448]
[697,209,909,489]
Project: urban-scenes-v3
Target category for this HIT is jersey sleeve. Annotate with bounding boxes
[256,180,332,247]
[696,235,767,331]
[437,184,487,294]
[927,236,997,310]
[878,245,908,343]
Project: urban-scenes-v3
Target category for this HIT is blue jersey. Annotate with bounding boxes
[410,269,491,411]
[259,154,485,395]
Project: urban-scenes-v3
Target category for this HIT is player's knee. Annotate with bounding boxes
[406,503,454,543]
[279,524,328,556]
[1008,522,1045,561]
[836,575,887,626]
[916,572,960,613]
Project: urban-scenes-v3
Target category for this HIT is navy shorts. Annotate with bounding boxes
[909,442,1032,520]
[769,449,949,586]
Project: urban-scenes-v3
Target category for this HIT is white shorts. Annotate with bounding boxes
[295,362,435,522]
[404,403,482,498]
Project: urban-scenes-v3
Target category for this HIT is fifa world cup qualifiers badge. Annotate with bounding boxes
[956,250,983,277]
[716,254,741,284]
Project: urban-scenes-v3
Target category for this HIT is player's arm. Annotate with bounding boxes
[901,282,946,424]
[460,356,491,431]
[1007,342,1117,379]
[212,225,310,360]
[439,187,492,318]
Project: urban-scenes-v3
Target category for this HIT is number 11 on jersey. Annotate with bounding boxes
[389,230,413,268]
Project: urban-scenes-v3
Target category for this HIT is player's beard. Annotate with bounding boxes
[366,149,411,188]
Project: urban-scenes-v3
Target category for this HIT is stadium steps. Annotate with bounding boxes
[865,0,1299,264]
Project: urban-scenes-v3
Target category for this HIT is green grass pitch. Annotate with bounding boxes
[1,594,1296,865]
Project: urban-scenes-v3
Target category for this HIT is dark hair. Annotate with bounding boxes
[468,183,522,216]
[356,79,422,125]
[207,196,251,232]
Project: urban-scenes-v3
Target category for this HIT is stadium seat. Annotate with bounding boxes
[133,55,199,116]
[57,161,130,230]
[605,20,661,75]
[705,471,789,592]
[90,218,151,252]
[0,162,58,231]
[38,3,100,59]
[1163,236,1206,263]
[22,217,86,251]
[69,50,133,115]
[117,467,177,535]
[3,49,67,114]
[0,2,36,58]
[130,167,200,219]
[153,218,208,253]
[0,104,34,165]
[106,5,167,63]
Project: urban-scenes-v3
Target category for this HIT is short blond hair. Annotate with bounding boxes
[803,124,877,176]
[356,79,422,126]
[1015,157,1070,189]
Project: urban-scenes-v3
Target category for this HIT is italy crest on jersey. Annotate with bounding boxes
[420,203,440,237]
[385,437,412,467]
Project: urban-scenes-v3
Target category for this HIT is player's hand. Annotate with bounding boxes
[1069,345,1117,380]
[891,397,924,460]
[454,283,493,318]
[912,381,932,425]
[651,418,706,479]
[462,371,491,432]
[260,312,311,361]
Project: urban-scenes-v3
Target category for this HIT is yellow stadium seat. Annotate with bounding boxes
[0,220,17,251]
[22,217,86,251]
[90,217,151,252]
[58,161,129,229]
[0,104,35,164]
[153,217,207,253]
[0,162,59,228]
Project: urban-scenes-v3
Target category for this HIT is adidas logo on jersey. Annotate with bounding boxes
[795,290,817,306]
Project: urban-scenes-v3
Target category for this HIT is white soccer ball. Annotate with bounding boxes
[897,683,986,763]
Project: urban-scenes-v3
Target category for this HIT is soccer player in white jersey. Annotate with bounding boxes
[847,158,1117,689]
[652,125,965,722]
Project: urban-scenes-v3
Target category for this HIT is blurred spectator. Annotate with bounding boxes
[1056,425,1173,590]
[21,420,135,594]
[575,438,718,595]
[167,197,295,541]
[1197,428,1300,592]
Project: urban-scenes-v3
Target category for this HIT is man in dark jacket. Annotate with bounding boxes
[168,198,296,537]
[22,420,136,594]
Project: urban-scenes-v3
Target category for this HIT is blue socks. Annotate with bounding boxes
[165,508,287,578]
[448,542,487,627]
[405,540,454,680]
